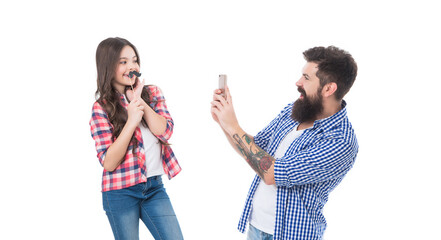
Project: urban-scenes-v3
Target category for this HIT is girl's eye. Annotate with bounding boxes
[120,61,127,64]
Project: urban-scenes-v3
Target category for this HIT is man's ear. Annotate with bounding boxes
[322,82,338,98]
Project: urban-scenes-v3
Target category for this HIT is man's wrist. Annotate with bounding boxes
[226,124,242,137]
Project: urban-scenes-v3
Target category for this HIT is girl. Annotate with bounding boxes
[90,37,183,240]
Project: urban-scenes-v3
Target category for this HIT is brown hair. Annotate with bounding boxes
[95,37,151,156]
[303,46,357,100]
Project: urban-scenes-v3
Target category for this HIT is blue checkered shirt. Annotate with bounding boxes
[238,101,358,239]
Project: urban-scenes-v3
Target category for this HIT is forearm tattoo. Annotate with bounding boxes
[232,133,274,180]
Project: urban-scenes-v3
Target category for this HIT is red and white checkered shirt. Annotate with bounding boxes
[90,85,181,192]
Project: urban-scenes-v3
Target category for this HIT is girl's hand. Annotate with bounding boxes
[127,78,145,102]
[127,99,144,127]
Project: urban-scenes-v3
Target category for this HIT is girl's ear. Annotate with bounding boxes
[322,82,338,98]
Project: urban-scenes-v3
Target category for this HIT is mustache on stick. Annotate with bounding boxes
[128,71,142,92]
[129,71,141,78]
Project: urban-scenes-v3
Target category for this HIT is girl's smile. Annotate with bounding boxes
[113,45,140,93]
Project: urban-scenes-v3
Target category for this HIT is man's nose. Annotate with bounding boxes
[295,78,303,87]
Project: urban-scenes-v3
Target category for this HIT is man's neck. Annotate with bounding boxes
[319,101,342,119]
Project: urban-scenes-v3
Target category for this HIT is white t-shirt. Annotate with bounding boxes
[249,127,306,235]
[139,124,164,177]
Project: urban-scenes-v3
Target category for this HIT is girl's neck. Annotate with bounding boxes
[113,83,125,95]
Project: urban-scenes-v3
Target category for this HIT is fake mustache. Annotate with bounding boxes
[129,71,141,78]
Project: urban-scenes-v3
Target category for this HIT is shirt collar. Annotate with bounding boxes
[312,100,347,130]
[116,91,129,107]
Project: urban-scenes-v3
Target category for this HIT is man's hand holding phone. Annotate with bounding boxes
[211,74,240,135]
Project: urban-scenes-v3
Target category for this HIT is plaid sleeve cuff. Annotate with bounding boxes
[274,158,290,187]
[148,85,174,142]
[90,101,113,166]
[155,120,173,143]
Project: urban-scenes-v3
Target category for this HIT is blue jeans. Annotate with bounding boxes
[247,224,273,240]
[102,176,183,240]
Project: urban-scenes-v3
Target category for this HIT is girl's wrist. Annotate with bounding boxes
[141,99,148,108]
[135,97,147,109]
[126,117,139,130]
[142,100,154,114]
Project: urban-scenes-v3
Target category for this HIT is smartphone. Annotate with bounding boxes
[218,74,227,98]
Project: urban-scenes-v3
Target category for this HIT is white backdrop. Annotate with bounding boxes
[1,0,440,239]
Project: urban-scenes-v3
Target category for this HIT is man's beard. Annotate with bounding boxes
[291,87,324,123]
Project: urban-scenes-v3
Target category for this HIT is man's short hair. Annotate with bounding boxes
[303,46,357,100]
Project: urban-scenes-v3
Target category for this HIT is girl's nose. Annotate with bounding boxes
[128,60,138,70]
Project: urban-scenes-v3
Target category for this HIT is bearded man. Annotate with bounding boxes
[211,46,359,240]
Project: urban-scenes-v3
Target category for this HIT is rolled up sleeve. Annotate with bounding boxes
[148,86,174,143]
[89,102,113,166]
[275,136,358,187]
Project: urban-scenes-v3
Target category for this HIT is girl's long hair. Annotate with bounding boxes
[95,37,151,158]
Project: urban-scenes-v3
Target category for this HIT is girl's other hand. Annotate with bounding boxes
[127,78,145,102]
[127,99,144,127]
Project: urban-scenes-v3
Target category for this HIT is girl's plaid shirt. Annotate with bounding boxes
[89,85,181,192]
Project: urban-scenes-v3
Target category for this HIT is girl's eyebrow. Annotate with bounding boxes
[119,56,137,60]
